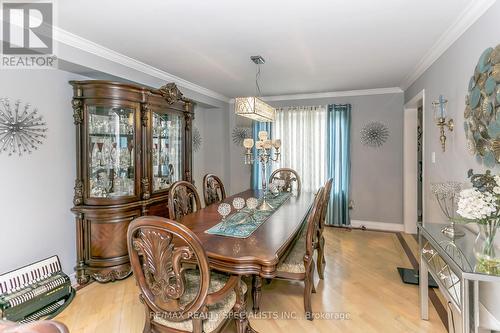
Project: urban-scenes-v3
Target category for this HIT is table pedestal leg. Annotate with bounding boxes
[252,275,262,312]
[235,277,257,333]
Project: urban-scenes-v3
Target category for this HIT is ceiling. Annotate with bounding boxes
[58,0,475,98]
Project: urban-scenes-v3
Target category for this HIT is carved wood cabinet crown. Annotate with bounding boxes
[69,80,195,285]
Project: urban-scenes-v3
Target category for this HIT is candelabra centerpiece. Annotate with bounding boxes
[243,130,281,211]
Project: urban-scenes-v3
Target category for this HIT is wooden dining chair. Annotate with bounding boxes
[274,186,324,320]
[316,178,333,280]
[269,168,301,194]
[202,174,226,206]
[168,181,202,221]
[127,216,248,333]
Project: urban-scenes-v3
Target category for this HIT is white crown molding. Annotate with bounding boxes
[350,220,405,233]
[228,87,403,103]
[53,27,231,103]
[400,0,497,90]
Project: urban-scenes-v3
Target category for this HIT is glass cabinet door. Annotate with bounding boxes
[152,112,184,192]
[87,105,136,199]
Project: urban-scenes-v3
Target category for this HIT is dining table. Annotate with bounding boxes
[178,188,315,331]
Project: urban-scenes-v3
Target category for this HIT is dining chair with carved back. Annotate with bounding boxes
[269,168,301,194]
[273,186,324,320]
[316,178,333,280]
[168,181,202,221]
[127,216,248,333]
[202,174,227,207]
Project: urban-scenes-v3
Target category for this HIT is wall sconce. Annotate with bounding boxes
[432,95,454,152]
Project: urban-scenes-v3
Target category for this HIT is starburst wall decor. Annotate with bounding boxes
[232,127,250,145]
[0,98,47,156]
[360,121,389,148]
[192,126,202,152]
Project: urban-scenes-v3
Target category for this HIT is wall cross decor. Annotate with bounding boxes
[0,98,47,156]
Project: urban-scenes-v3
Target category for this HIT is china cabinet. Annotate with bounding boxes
[70,80,194,284]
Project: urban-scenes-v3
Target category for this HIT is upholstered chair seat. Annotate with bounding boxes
[270,187,324,319]
[277,228,307,274]
[154,269,247,332]
[295,178,332,279]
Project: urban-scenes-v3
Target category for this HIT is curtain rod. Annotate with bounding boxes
[275,105,327,110]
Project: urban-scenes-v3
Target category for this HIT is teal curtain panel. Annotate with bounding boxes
[251,121,273,189]
[326,104,351,226]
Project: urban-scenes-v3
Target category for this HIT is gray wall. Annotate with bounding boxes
[193,105,231,201]
[0,69,231,277]
[0,69,88,275]
[404,2,500,326]
[405,1,500,224]
[268,93,404,225]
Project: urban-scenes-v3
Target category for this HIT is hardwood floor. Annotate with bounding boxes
[56,228,446,333]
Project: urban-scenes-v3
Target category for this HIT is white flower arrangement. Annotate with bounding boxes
[457,188,496,220]
[456,170,500,225]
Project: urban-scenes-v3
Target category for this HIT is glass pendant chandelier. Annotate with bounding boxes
[235,56,276,122]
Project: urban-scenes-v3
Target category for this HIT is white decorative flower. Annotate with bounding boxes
[232,197,245,210]
[457,188,497,220]
[217,203,232,219]
[494,186,500,195]
[246,197,259,210]
[495,175,500,187]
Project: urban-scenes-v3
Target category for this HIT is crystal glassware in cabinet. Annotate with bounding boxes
[87,105,136,199]
[152,111,184,192]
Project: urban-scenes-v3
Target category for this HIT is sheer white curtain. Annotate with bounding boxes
[273,106,327,192]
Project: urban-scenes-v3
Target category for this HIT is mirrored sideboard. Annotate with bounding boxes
[70,81,195,285]
[419,223,500,333]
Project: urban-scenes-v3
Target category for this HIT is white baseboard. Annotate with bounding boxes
[351,220,405,232]
[69,272,78,288]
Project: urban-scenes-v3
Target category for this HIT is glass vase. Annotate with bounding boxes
[474,222,500,275]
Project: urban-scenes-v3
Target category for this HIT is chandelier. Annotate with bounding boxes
[235,56,276,122]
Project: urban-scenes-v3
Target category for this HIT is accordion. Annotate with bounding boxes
[0,256,75,323]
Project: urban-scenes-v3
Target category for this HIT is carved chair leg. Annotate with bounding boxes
[139,295,152,333]
[317,235,326,280]
[192,317,203,333]
[252,275,262,312]
[304,260,315,321]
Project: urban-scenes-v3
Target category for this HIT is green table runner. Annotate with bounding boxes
[205,193,292,238]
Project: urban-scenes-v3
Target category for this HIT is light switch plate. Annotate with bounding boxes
[432,152,436,163]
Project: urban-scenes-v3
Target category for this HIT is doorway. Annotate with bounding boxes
[404,90,425,234]
[417,106,423,223]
